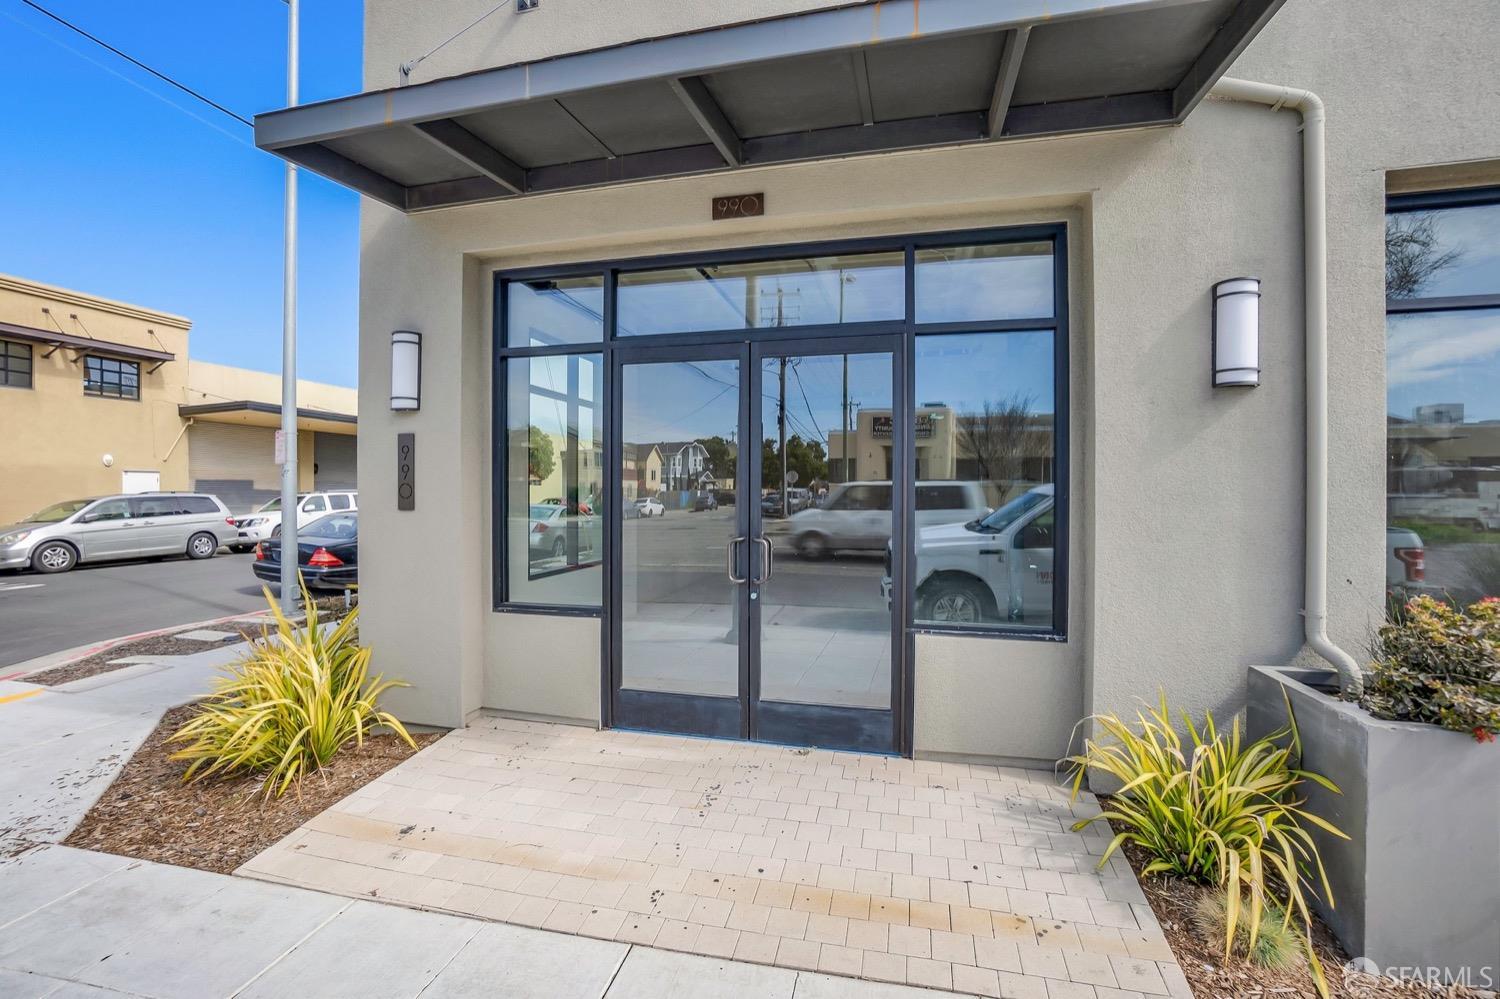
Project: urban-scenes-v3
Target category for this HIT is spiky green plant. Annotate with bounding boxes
[169,579,412,797]
[1066,694,1345,995]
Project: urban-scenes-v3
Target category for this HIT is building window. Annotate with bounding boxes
[502,352,604,607]
[83,356,140,400]
[505,275,604,347]
[912,331,1059,632]
[1385,188,1500,608]
[0,340,32,389]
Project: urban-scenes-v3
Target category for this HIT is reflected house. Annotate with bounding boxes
[659,440,712,491]
[622,443,662,501]
[827,405,1054,500]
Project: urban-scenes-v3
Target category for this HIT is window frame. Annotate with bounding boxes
[0,339,33,389]
[492,224,1070,645]
[82,355,141,400]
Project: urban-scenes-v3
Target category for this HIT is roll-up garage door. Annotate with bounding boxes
[188,422,279,514]
[313,432,357,490]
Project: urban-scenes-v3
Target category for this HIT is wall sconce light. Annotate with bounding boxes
[1212,277,1260,387]
[390,330,422,411]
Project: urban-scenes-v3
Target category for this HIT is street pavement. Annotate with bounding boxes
[0,551,268,667]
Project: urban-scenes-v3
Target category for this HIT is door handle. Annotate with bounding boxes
[726,536,747,583]
[753,536,773,583]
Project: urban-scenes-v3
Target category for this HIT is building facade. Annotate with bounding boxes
[0,274,357,523]
[253,0,1499,765]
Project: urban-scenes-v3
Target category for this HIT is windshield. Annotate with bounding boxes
[303,513,358,540]
[24,499,94,523]
[975,489,1050,533]
[256,494,309,513]
[529,505,558,519]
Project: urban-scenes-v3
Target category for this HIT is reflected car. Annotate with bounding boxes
[693,492,719,511]
[789,480,989,559]
[635,497,665,518]
[0,494,235,574]
[253,511,358,590]
[529,504,601,561]
[881,484,1055,625]
[1386,525,1425,595]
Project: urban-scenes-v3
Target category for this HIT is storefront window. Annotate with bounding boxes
[504,353,603,606]
[912,331,1057,631]
[617,251,904,335]
[506,275,604,347]
[915,242,1053,323]
[1385,191,1500,610]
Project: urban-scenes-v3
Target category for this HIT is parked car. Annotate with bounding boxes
[1386,524,1426,594]
[253,511,359,590]
[789,480,991,559]
[528,504,601,562]
[0,493,236,574]
[634,496,665,518]
[880,484,1054,624]
[233,490,358,550]
[714,490,736,507]
[693,492,719,511]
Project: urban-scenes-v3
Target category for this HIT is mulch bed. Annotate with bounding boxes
[1115,835,1490,998]
[24,632,251,687]
[64,704,439,874]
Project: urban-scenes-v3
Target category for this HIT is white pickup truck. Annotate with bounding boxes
[882,484,1055,626]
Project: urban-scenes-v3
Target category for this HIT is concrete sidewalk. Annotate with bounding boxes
[0,844,949,999]
[0,638,251,854]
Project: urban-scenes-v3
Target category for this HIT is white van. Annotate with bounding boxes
[788,480,990,559]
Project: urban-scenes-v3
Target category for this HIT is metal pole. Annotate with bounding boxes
[278,0,300,614]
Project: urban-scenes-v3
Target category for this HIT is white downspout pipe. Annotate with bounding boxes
[1209,76,1364,696]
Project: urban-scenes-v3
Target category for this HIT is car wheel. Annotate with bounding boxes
[32,541,78,574]
[797,533,829,560]
[919,577,990,624]
[186,532,219,560]
[551,536,567,559]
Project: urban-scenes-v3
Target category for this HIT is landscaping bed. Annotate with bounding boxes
[1117,836,1491,999]
[25,632,247,686]
[65,703,438,874]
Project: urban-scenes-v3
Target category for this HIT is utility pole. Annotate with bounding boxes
[278,0,300,613]
[776,289,788,516]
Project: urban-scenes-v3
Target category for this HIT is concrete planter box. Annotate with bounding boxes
[1246,665,1499,986]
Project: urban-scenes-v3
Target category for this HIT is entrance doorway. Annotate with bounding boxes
[611,337,904,753]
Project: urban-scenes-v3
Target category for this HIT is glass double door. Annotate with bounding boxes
[611,336,903,753]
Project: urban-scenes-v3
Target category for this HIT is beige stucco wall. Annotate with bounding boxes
[186,360,358,418]
[355,0,1500,763]
[0,275,192,524]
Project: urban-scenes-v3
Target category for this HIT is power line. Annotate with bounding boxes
[18,0,254,127]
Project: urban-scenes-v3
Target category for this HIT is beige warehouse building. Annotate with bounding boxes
[0,273,357,523]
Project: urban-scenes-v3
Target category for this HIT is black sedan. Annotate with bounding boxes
[252,512,358,590]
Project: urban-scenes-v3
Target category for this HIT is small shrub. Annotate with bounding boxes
[1362,595,1500,743]
[1066,695,1344,994]
[169,580,413,797]
[1193,890,1302,971]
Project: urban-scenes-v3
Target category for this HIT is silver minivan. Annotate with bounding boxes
[0,493,237,574]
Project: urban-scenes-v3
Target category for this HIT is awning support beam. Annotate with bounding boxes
[280,143,408,211]
[987,26,1030,138]
[667,76,743,166]
[850,50,875,126]
[410,119,526,193]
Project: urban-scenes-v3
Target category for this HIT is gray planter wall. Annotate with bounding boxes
[1247,666,1499,987]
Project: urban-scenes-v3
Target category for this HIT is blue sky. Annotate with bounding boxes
[0,0,363,387]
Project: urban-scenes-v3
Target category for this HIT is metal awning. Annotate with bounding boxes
[254,0,1283,214]
[178,400,357,435]
[0,320,176,368]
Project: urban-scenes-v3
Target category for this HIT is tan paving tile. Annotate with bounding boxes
[239,717,1179,994]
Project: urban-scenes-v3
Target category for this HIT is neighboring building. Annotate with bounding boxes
[0,273,357,522]
[252,0,1500,769]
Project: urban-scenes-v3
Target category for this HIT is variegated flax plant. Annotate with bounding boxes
[1065,693,1345,995]
[169,579,412,798]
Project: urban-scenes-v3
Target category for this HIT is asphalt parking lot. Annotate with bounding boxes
[0,552,269,668]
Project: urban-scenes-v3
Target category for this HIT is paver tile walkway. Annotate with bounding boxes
[240,716,1188,997]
